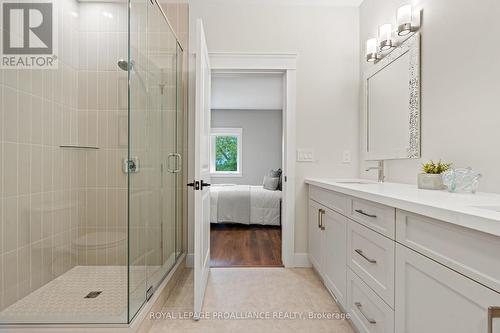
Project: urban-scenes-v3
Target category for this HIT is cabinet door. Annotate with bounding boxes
[308,200,323,275]
[322,208,348,307]
[396,244,500,333]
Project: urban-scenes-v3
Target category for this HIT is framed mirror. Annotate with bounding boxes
[365,32,420,160]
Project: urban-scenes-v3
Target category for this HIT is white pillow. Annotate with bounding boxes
[263,176,279,191]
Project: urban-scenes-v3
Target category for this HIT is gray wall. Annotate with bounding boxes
[359,0,500,193]
[211,109,282,185]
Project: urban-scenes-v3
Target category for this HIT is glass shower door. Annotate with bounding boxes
[128,0,181,322]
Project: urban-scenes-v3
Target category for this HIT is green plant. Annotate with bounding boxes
[422,160,452,174]
[215,136,238,171]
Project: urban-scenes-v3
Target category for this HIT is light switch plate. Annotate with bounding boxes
[297,149,314,162]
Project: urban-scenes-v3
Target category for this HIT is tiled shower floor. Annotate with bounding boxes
[0,265,151,324]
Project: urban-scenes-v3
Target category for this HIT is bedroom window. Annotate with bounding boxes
[210,128,242,176]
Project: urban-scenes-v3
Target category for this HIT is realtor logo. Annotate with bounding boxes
[1,0,58,68]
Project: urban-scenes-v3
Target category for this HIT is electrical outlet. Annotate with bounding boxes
[297,149,314,162]
[342,150,351,164]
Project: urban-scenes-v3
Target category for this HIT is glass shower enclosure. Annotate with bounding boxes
[0,0,183,325]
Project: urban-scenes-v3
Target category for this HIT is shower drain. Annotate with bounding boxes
[84,291,102,299]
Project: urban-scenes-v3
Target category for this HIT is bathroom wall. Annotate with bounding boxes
[187,0,360,256]
[77,2,129,267]
[0,0,82,310]
[0,0,130,311]
[211,109,283,186]
[358,0,500,193]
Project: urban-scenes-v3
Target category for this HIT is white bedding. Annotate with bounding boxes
[210,185,282,226]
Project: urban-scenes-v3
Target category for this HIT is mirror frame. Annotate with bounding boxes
[364,32,421,161]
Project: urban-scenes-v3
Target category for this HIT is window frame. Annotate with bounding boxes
[210,128,243,177]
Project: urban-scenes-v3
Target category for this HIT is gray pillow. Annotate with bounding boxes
[268,168,282,190]
[263,176,280,191]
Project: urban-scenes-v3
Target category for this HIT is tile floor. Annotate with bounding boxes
[0,264,163,324]
[148,268,356,333]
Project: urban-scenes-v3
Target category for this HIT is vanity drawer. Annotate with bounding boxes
[309,186,348,215]
[348,221,395,307]
[347,269,394,333]
[349,198,395,239]
[396,209,500,294]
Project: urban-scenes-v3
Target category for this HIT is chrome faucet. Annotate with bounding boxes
[365,160,385,183]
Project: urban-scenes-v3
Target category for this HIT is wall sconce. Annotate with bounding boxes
[378,24,394,51]
[366,38,379,62]
[397,5,413,36]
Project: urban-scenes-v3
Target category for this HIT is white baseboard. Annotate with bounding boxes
[293,253,311,267]
[186,253,194,268]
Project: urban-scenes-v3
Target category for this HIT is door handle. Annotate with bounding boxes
[167,153,176,173]
[355,209,377,218]
[355,302,376,324]
[187,181,200,190]
[354,249,377,264]
[200,180,211,190]
[167,153,182,173]
[488,306,500,333]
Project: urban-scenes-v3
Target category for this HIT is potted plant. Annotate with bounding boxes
[418,160,452,190]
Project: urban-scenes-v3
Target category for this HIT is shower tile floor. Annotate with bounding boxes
[0,265,159,324]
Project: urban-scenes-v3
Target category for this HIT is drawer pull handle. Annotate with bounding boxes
[355,249,377,264]
[319,209,325,230]
[488,306,500,333]
[355,209,377,218]
[355,302,376,324]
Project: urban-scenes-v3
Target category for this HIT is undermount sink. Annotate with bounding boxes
[472,206,500,213]
[334,180,377,185]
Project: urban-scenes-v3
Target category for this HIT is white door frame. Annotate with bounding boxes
[194,52,297,267]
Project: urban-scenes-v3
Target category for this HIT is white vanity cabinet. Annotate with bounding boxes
[308,196,348,307]
[395,244,500,333]
[306,180,500,333]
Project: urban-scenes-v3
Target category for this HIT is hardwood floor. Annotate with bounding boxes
[210,224,283,267]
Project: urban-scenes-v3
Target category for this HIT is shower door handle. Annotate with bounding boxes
[167,153,182,173]
[174,153,182,173]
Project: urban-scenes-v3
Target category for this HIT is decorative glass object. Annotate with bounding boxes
[442,167,482,193]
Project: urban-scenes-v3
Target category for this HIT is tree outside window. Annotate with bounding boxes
[210,128,242,176]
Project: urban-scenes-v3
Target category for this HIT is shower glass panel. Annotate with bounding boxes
[128,0,183,323]
[0,0,183,326]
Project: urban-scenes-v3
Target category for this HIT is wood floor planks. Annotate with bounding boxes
[210,224,283,267]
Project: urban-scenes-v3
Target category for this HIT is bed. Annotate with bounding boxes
[210,184,282,226]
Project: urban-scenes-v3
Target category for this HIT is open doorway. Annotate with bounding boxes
[208,73,284,267]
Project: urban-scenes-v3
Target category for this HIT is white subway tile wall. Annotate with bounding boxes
[0,0,188,322]
[0,0,129,312]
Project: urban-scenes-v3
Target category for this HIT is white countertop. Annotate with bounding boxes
[305,178,500,237]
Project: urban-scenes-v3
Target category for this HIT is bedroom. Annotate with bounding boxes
[209,72,284,267]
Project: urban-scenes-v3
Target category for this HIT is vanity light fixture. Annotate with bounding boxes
[365,5,420,63]
[365,38,379,62]
[378,24,395,51]
[397,4,413,36]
